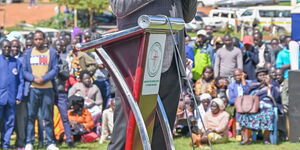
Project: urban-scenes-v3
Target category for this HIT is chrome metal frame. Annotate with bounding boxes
[156,96,175,150]
[96,47,151,150]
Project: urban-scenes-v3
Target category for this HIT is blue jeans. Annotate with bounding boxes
[0,104,15,148]
[26,88,55,146]
[94,79,111,111]
[56,93,72,142]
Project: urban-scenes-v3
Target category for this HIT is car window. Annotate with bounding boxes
[241,10,253,16]
[213,12,219,17]
[221,13,229,18]
[276,10,291,18]
[195,16,203,21]
[259,10,276,17]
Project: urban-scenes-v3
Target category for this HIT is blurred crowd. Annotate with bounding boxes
[175,25,293,148]
[0,27,116,150]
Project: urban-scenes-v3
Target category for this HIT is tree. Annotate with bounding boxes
[55,0,109,27]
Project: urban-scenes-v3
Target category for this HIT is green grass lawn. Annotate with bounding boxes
[48,137,300,150]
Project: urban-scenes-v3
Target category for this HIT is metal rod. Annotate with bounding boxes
[95,47,152,150]
[156,96,176,150]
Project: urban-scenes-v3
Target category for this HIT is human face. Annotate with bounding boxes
[205,26,213,35]
[223,36,232,49]
[271,39,279,49]
[217,78,229,89]
[71,39,79,53]
[253,34,262,46]
[233,70,243,83]
[196,35,206,46]
[202,99,210,109]
[54,40,63,54]
[257,72,267,82]
[203,68,213,81]
[84,32,92,43]
[269,67,276,80]
[285,37,291,49]
[11,40,21,57]
[82,74,92,87]
[34,33,45,50]
[26,39,33,49]
[1,41,11,57]
[65,34,71,45]
[275,69,284,83]
[210,101,220,114]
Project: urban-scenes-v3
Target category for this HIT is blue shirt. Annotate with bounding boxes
[276,47,290,79]
[0,55,24,106]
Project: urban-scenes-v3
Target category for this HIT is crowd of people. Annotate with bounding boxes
[0,27,115,150]
[174,25,293,148]
[0,21,295,150]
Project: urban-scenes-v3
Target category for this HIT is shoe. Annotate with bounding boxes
[46,144,59,150]
[263,141,271,145]
[239,141,252,145]
[25,144,33,150]
[67,142,75,148]
[38,142,44,149]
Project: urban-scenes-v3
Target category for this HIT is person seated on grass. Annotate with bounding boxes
[194,93,212,130]
[191,98,230,147]
[64,95,95,142]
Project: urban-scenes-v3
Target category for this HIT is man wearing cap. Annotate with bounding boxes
[242,35,259,80]
[186,30,212,81]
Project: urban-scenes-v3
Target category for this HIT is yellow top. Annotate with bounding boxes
[30,47,53,88]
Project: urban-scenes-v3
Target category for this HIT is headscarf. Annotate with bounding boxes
[200,93,212,101]
[72,26,83,40]
[211,98,225,110]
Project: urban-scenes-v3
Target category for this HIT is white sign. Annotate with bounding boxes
[142,34,166,95]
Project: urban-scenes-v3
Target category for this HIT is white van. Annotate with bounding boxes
[202,9,242,29]
[239,6,292,33]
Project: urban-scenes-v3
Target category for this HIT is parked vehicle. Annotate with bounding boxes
[185,11,207,31]
[216,0,279,7]
[239,6,292,33]
[202,9,241,29]
[197,0,221,7]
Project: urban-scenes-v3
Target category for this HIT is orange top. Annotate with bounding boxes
[68,108,95,131]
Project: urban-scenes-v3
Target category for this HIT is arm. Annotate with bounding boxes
[68,85,76,98]
[237,49,243,70]
[22,51,34,82]
[94,86,103,106]
[109,0,154,18]
[42,50,58,82]
[83,109,95,131]
[214,51,220,78]
[228,84,236,105]
[17,61,24,101]
[58,60,70,81]
[181,0,197,23]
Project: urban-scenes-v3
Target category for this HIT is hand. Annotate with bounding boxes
[16,100,21,105]
[34,76,44,84]
[98,64,105,69]
[264,76,271,86]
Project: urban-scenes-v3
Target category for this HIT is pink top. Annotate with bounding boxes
[203,110,230,137]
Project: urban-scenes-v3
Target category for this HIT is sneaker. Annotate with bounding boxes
[25,144,33,150]
[67,142,75,148]
[46,144,59,150]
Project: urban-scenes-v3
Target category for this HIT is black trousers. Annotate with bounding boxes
[108,57,180,150]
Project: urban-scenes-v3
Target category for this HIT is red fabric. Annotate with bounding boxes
[81,132,98,143]
[242,35,253,45]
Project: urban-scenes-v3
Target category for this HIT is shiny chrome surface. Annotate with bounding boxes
[138,15,185,31]
[96,47,151,150]
[77,26,142,51]
[156,96,175,150]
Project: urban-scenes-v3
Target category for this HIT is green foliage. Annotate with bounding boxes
[55,0,109,12]
[34,13,73,29]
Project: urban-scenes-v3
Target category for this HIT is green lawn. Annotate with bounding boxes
[47,137,300,150]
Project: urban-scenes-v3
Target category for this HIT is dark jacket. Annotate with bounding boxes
[54,58,70,93]
[243,47,259,80]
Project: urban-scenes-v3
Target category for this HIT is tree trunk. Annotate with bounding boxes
[74,9,78,27]
[89,9,94,28]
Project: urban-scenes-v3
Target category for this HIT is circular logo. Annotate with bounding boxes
[147,42,162,77]
[12,68,18,75]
